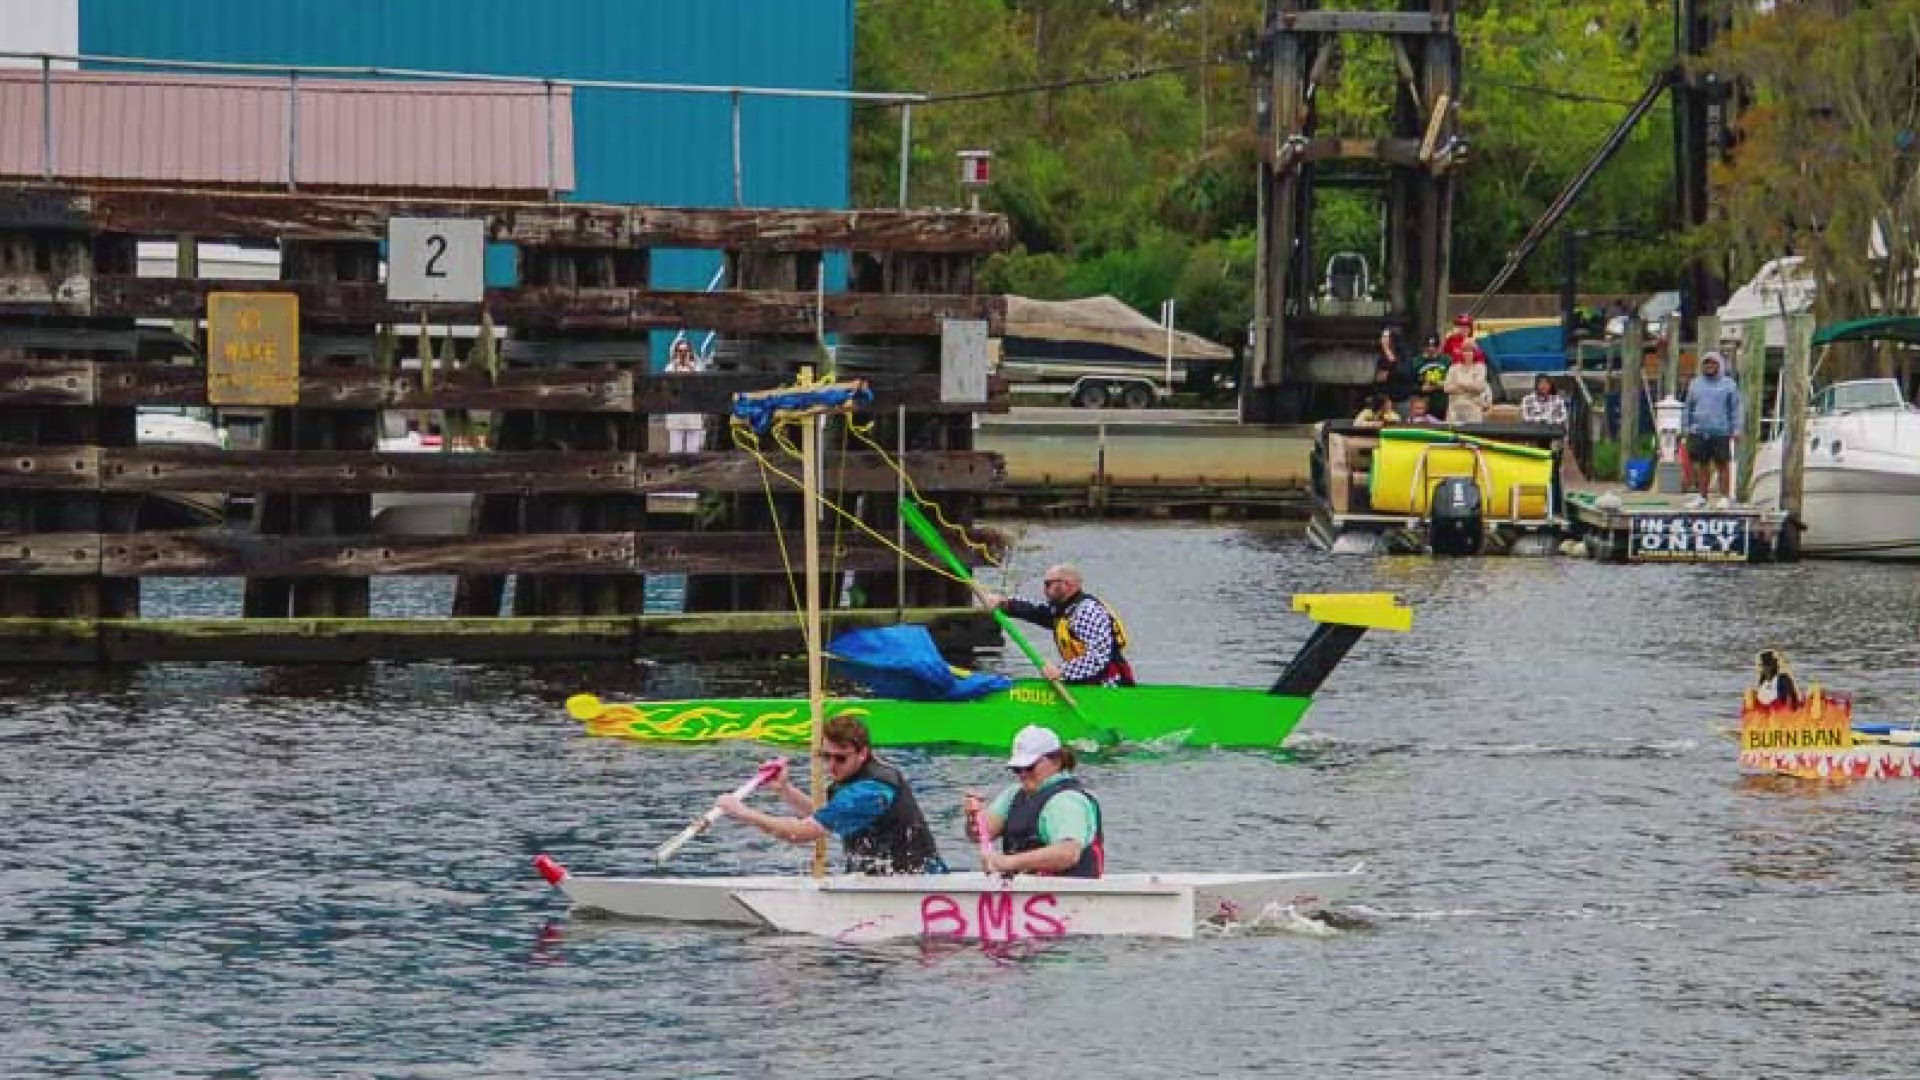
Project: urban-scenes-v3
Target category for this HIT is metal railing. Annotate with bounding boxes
[2,50,928,206]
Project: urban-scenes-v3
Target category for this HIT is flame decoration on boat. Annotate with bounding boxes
[1735,681,1920,779]
[582,702,816,744]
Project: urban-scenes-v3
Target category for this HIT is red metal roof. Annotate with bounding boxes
[0,69,574,194]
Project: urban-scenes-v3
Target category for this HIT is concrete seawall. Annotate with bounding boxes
[977,410,1315,514]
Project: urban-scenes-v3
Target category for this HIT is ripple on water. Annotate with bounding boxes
[7,532,1920,1077]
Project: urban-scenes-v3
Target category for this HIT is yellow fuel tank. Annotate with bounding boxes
[1367,431,1553,519]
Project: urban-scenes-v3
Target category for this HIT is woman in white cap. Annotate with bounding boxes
[962,725,1105,878]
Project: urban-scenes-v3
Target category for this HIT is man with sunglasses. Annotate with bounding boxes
[716,713,945,875]
[977,564,1135,687]
[963,725,1105,878]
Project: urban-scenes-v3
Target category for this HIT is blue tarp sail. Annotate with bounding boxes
[827,624,1012,702]
[730,383,875,434]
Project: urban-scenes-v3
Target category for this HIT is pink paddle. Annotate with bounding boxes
[654,757,788,865]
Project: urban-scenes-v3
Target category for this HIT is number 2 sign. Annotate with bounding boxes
[387,217,485,303]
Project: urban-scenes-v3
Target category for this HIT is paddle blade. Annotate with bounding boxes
[654,819,710,865]
[565,693,605,721]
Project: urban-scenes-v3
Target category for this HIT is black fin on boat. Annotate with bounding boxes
[1269,623,1367,697]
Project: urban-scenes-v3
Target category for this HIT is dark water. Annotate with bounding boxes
[8,527,1920,1079]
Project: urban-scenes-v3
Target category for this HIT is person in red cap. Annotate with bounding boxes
[1441,313,1478,367]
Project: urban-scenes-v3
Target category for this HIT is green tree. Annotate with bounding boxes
[851,0,1685,336]
[1175,231,1258,355]
[1451,0,1676,292]
[1698,0,1920,352]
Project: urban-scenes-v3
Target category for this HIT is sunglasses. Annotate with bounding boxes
[822,750,857,764]
[1043,578,1066,586]
[1008,763,1037,776]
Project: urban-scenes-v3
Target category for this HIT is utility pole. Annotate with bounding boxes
[1672,0,1735,343]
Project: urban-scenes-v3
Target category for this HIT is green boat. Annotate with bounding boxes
[567,592,1411,750]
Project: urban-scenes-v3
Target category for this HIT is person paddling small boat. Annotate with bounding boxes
[964,725,1106,878]
[977,564,1136,687]
[717,714,947,874]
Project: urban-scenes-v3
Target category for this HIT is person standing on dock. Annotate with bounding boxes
[1683,351,1742,510]
[1441,313,1477,366]
[978,564,1136,687]
[664,338,707,454]
[1443,342,1493,424]
[964,725,1105,878]
[716,714,946,875]
[1355,393,1401,425]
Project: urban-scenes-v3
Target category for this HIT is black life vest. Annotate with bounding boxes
[1051,593,1135,687]
[828,755,942,875]
[1001,775,1104,878]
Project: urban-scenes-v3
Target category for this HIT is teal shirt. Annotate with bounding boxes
[987,772,1098,847]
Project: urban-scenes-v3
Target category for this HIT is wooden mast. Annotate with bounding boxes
[800,370,828,879]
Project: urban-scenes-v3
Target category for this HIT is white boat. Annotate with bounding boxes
[1750,378,1920,558]
[1715,256,1815,351]
[136,406,228,525]
[534,855,1362,943]
[371,422,475,536]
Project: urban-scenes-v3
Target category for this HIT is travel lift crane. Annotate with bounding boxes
[1243,0,1464,424]
[1243,0,1733,424]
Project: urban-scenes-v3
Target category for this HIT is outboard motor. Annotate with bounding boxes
[1428,476,1484,556]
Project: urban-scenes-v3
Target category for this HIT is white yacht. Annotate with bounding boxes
[1750,378,1920,558]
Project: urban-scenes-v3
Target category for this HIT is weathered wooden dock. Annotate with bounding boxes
[0,184,1013,660]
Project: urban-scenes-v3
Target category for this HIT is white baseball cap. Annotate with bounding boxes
[1006,725,1062,768]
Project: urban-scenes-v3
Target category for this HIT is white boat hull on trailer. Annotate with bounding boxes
[536,856,1361,943]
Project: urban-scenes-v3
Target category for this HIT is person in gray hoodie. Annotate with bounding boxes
[1683,351,1743,508]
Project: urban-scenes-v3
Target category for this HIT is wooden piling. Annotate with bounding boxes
[1619,321,1643,479]
[1780,313,1814,525]
[1736,316,1766,501]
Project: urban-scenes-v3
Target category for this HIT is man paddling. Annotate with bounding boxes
[716,713,946,875]
[965,725,1105,878]
[977,564,1135,686]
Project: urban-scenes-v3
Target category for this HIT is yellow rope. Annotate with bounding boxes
[736,421,808,633]
[823,414,853,637]
[730,418,972,586]
[725,370,1010,613]
[845,420,1002,569]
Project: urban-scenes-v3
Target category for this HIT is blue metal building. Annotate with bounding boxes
[74,0,856,294]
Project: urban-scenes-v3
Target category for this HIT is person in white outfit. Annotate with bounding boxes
[664,338,707,454]
[1442,346,1493,424]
